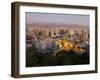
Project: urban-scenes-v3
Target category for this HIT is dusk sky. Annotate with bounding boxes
[26,12,89,27]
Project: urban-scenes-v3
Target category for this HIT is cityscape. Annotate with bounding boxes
[26,13,90,67]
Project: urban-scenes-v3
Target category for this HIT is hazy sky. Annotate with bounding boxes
[26,12,89,27]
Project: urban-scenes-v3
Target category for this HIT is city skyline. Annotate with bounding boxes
[26,12,90,67]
